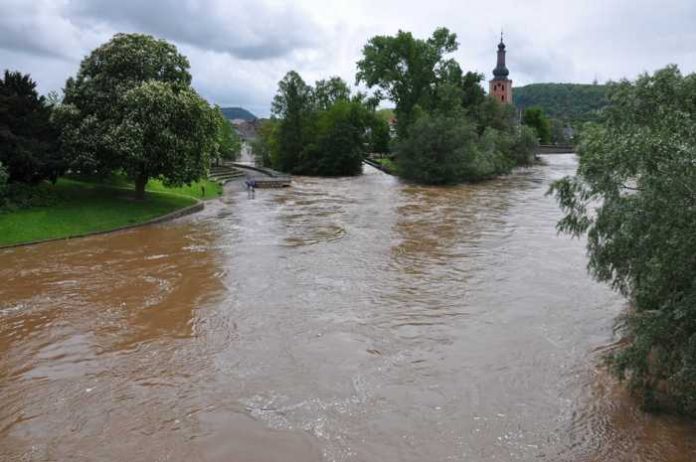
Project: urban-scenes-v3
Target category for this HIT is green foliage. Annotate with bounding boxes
[376,108,395,122]
[57,33,215,199]
[314,77,351,111]
[213,106,242,161]
[522,106,552,143]
[513,83,608,124]
[0,70,64,184]
[509,125,538,166]
[0,181,59,211]
[252,119,278,168]
[271,71,315,173]
[356,27,459,135]
[369,115,391,153]
[355,28,536,185]
[299,100,370,176]
[0,162,7,198]
[267,73,372,176]
[115,80,217,198]
[67,172,221,200]
[470,95,517,134]
[549,65,696,416]
[396,113,516,184]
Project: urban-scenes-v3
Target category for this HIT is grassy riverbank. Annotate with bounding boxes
[0,177,221,247]
[74,173,223,200]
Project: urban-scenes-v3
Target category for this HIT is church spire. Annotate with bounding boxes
[489,33,513,104]
[493,31,509,79]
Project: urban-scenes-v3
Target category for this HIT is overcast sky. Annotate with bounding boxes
[1,0,695,116]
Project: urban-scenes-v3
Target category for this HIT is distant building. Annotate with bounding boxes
[489,33,512,104]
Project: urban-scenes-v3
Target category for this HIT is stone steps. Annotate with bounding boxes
[208,165,245,183]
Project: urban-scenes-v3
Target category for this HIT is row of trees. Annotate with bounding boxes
[253,73,389,176]
[0,33,241,203]
[356,28,537,184]
[551,65,696,416]
[255,27,537,184]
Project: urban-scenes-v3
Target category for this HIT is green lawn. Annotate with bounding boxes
[145,178,222,199]
[375,158,397,173]
[69,173,223,200]
[0,178,209,246]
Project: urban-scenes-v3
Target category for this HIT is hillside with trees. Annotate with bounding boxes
[513,83,609,124]
[220,107,256,121]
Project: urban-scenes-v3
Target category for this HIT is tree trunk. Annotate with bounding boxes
[134,174,148,200]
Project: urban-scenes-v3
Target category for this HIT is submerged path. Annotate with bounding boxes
[1,155,694,461]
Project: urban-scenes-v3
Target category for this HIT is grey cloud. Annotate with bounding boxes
[67,0,322,60]
[0,0,88,60]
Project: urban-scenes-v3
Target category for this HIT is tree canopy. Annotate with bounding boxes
[356,27,459,135]
[263,72,374,176]
[550,65,696,415]
[56,33,216,198]
[0,70,63,184]
[113,81,218,197]
[270,71,315,173]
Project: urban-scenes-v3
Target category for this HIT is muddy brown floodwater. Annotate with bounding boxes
[1,155,695,461]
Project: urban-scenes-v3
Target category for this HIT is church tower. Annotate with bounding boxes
[489,33,512,104]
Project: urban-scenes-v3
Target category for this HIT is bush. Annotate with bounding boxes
[521,106,552,143]
[550,66,696,416]
[297,100,369,176]
[0,71,64,184]
[1,181,59,212]
[396,113,484,184]
[510,125,538,166]
[0,162,7,205]
[369,115,391,154]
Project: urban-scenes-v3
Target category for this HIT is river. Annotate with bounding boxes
[1,154,694,461]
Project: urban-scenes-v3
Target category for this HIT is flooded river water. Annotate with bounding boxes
[1,155,695,461]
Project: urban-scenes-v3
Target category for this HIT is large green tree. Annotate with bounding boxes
[270,71,315,173]
[57,33,215,199]
[113,81,217,197]
[0,70,63,184]
[267,72,374,176]
[299,100,371,176]
[550,66,696,415]
[356,27,458,135]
